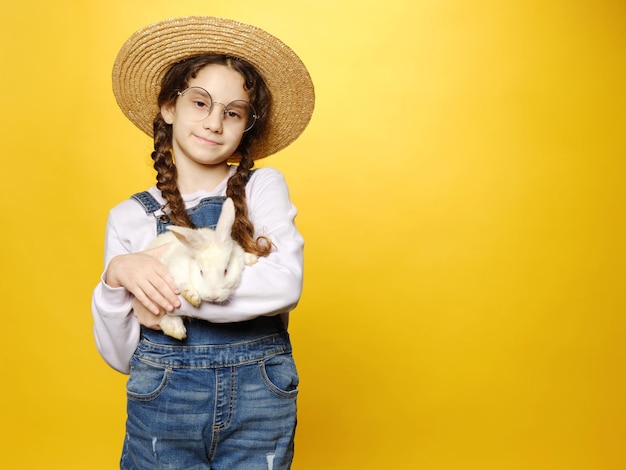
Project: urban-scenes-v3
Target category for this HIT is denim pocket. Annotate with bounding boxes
[126,356,171,402]
[258,353,299,399]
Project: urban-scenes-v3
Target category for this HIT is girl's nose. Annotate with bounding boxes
[203,106,223,133]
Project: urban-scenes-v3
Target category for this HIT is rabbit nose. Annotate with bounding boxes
[207,291,223,303]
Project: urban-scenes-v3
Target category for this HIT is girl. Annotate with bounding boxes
[92,16,314,469]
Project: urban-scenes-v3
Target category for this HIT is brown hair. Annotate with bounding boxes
[152,54,272,256]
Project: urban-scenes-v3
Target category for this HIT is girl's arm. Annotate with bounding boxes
[92,203,178,374]
[92,217,140,374]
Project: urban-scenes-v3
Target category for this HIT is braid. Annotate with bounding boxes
[226,149,272,257]
[152,116,194,228]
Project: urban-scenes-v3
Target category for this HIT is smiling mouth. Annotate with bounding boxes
[194,135,220,146]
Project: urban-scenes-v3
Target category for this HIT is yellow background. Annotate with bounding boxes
[2,0,624,468]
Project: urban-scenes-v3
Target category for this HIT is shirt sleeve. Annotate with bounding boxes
[171,167,304,323]
[91,200,152,374]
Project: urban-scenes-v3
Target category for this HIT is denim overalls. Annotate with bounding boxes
[120,192,299,470]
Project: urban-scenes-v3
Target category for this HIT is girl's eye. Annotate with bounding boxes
[224,110,241,120]
[224,101,250,121]
[194,100,209,110]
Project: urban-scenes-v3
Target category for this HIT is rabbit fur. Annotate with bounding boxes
[147,197,258,339]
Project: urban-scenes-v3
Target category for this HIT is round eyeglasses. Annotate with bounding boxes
[176,87,258,132]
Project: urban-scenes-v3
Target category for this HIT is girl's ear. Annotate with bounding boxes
[161,103,175,124]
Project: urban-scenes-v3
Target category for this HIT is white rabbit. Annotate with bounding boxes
[147,197,258,339]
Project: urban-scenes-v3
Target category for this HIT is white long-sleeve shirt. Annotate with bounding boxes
[92,166,304,374]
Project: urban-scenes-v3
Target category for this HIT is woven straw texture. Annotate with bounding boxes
[112,16,314,159]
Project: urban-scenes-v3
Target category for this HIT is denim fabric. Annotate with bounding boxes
[130,191,227,234]
[122,193,298,469]
[120,332,298,469]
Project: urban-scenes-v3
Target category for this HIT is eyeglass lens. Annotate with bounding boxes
[178,87,257,131]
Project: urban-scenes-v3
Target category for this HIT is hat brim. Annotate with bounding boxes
[112,16,314,159]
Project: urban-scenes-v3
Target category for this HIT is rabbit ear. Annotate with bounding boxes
[215,198,236,241]
[167,225,208,250]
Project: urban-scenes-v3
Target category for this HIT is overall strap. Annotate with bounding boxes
[129,191,226,234]
[130,191,172,234]
[130,191,162,215]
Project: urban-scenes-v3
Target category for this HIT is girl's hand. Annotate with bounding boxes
[132,298,165,330]
[105,245,181,315]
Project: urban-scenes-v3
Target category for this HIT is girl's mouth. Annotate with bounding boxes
[194,135,220,146]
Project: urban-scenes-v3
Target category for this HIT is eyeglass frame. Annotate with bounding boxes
[176,86,258,132]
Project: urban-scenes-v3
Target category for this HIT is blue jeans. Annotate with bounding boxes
[120,319,298,469]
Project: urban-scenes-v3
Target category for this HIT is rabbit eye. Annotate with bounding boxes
[224,269,228,276]
[199,269,204,277]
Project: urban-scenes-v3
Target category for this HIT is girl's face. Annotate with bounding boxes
[161,64,250,170]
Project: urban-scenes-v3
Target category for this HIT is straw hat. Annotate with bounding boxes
[112,16,315,159]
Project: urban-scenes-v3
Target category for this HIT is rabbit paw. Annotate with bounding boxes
[159,315,187,340]
[244,252,259,266]
[182,290,201,307]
